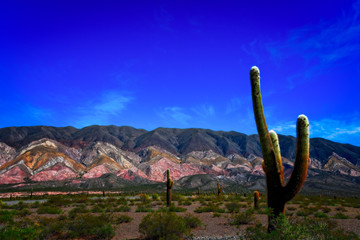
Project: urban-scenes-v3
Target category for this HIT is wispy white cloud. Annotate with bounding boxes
[25,105,53,123]
[157,107,192,127]
[268,114,360,146]
[192,104,215,118]
[271,122,296,134]
[157,103,216,127]
[310,116,360,145]
[241,39,263,64]
[74,91,133,127]
[265,0,360,88]
[285,7,360,64]
[226,97,248,114]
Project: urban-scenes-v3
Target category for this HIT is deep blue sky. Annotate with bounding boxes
[1,0,360,146]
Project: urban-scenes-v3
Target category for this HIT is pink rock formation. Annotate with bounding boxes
[30,163,77,181]
[82,165,111,178]
[141,158,207,182]
[0,166,29,184]
[251,165,265,176]
[117,167,148,180]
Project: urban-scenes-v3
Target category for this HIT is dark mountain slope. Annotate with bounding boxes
[0,126,359,165]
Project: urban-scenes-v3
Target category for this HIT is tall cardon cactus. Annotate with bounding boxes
[217,181,222,197]
[253,191,260,209]
[250,66,309,231]
[166,169,174,207]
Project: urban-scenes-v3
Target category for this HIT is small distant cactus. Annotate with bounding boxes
[166,169,174,207]
[253,191,260,209]
[217,181,223,197]
[250,66,309,231]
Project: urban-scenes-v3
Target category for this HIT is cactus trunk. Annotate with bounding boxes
[166,169,174,207]
[217,181,222,197]
[253,191,260,209]
[250,66,309,232]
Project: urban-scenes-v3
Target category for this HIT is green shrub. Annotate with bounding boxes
[139,211,196,240]
[91,204,105,213]
[0,210,16,224]
[333,213,349,219]
[314,211,329,219]
[16,208,31,217]
[0,223,39,240]
[321,207,331,213]
[30,201,40,209]
[355,214,360,220]
[116,198,128,205]
[335,206,347,212]
[38,217,67,239]
[296,209,311,217]
[194,203,225,213]
[37,205,62,214]
[46,196,71,206]
[179,200,192,206]
[0,202,10,209]
[159,204,186,212]
[213,212,221,218]
[244,215,359,240]
[71,195,92,204]
[113,205,131,212]
[12,200,29,210]
[67,213,114,239]
[231,208,255,225]
[183,213,202,229]
[58,214,67,221]
[136,205,153,212]
[68,206,89,218]
[139,193,151,204]
[151,194,159,201]
[116,214,133,224]
[106,197,117,203]
[225,202,242,213]
[287,206,297,211]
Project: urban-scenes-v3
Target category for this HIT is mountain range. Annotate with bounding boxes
[0,126,359,195]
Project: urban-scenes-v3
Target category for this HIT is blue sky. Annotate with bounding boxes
[1,0,360,146]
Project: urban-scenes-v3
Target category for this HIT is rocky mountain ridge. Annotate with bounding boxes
[0,126,359,187]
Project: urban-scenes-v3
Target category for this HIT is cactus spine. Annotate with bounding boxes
[166,169,174,207]
[250,66,309,231]
[253,191,260,209]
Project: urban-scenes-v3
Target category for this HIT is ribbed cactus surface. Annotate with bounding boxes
[217,181,222,197]
[253,191,260,209]
[166,169,174,207]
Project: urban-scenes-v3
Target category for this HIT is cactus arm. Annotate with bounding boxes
[250,66,274,162]
[283,115,309,202]
[168,179,174,188]
[250,66,282,188]
[269,130,284,186]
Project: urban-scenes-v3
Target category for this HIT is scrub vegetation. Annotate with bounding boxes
[0,192,359,239]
